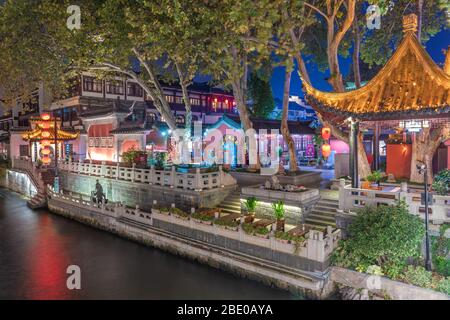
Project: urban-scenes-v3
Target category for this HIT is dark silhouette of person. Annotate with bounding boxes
[95,179,104,204]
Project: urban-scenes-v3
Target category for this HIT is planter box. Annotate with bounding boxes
[193,218,213,225]
[173,214,189,220]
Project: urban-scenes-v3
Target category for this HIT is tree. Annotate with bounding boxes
[280,59,299,172]
[247,71,275,119]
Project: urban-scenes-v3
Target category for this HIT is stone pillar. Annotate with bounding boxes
[349,120,359,188]
[372,122,380,171]
[195,168,202,191]
[150,165,155,185]
[338,178,346,210]
[170,165,176,188]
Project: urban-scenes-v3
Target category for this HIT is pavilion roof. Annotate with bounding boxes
[304,14,450,121]
[21,128,79,141]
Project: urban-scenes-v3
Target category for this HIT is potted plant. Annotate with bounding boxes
[272,200,285,232]
[243,197,257,223]
[255,226,270,239]
[366,170,384,188]
[214,218,239,231]
[432,169,450,196]
[191,212,215,225]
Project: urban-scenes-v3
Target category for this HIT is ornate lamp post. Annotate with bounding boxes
[417,161,432,271]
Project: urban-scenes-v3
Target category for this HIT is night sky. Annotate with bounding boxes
[270,29,450,100]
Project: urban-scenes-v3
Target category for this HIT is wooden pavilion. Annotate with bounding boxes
[304,14,450,187]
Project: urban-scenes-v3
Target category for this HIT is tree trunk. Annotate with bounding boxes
[175,62,193,164]
[327,41,345,92]
[352,15,362,89]
[410,126,449,184]
[281,63,299,173]
[417,0,424,43]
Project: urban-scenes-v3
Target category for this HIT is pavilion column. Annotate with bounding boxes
[372,122,380,171]
[349,119,359,188]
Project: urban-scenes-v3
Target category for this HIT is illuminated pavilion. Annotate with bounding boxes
[304,14,450,187]
[21,114,79,164]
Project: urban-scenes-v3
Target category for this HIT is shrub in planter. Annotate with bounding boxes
[170,208,189,219]
[272,200,285,232]
[331,202,424,277]
[366,170,385,186]
[436,277,450,295]
[214,218,239,230]
[242,223,255,235]
[244,197,257,223]
[255,226,270,238]
[153,206,170,215]
[191,212,214,224]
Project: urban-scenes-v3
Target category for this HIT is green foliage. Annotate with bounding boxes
[214,218,239,229]
[332,202,425,275]
[436,277,450,295]
[432,169,450,196]
[170,207,189,218]
[242,223,255,235]
[121,146,146,164]
[403,266,433,288]
[248,71,275,119]
[154,152,168,169]
[272,200,285,220]
[432,224,450,277]
[366,170,385,184]
[366,265,384,276]
[191,212,214,221]
[244,197,257,212]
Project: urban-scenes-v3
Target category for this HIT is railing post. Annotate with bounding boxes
[101,161,106,177]
[195,168,202,191]
[116,162,120,180]
[400,181,408,203]
[150,165,155,185]
[338,178,346,210]
[88,159,92,176]
[170,166,176,188]
[131,163,136,182]
[218,165,224,187]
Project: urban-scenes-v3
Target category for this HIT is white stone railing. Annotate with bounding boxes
[338,179,450,224]
[48,189,340,263]
[11,157,44,191]
[58,159,236,191]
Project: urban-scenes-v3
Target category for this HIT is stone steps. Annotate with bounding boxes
[218,190,242,215]
[305,198,339,228]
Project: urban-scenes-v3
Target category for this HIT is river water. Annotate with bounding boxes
[0,188,298,300]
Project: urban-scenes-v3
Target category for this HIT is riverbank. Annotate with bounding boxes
[47,192,333,299]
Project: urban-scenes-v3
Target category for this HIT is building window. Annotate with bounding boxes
[83,76,103,93]
[189,98,200,106]
[127,82,143,97]
[19,145,29,157]
[165,95,175,103]
[106,80,124,95]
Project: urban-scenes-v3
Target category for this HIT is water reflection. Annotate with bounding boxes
[0,189,298,300]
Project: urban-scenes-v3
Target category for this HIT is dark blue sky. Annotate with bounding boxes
[270,29,450,100]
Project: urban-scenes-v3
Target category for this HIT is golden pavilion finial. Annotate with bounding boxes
[403,14,418,34]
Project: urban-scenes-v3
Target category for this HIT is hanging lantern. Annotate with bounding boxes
[41,147,51,156]
[41,113,51,121]
[322,143,331,158]
[41,130,51,138]
[321,127,331,140]
[41,140,51,146]
[40,122,51,130]
[41,156,51,165]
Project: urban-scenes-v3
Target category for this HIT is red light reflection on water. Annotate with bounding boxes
[24,214,72,299]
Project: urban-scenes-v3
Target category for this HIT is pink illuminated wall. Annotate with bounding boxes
[445,139,450,169]
[330,139,349,154]
[87,124,114,161]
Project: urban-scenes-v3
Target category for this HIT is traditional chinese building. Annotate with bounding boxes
[304,14,450,186]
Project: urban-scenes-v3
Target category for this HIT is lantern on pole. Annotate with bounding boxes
[41,113,51,121]
[41,156,51,165]
[322,143,331,159]
[41,130,51,138]
[321,127,331,140]
[41,140,51,147]
[41,147,51,156]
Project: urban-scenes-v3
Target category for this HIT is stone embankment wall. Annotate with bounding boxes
[59,172,234,211]
[47,196,332,299]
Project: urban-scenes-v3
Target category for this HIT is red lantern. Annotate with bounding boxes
[41,147,51,156]
[41,140,51,146]
[322,143,331,158]
[41,156,51,165]
[321,127,331,140]
[41,113,51,121]
[40,122,50,130]
[41,130,51,138]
